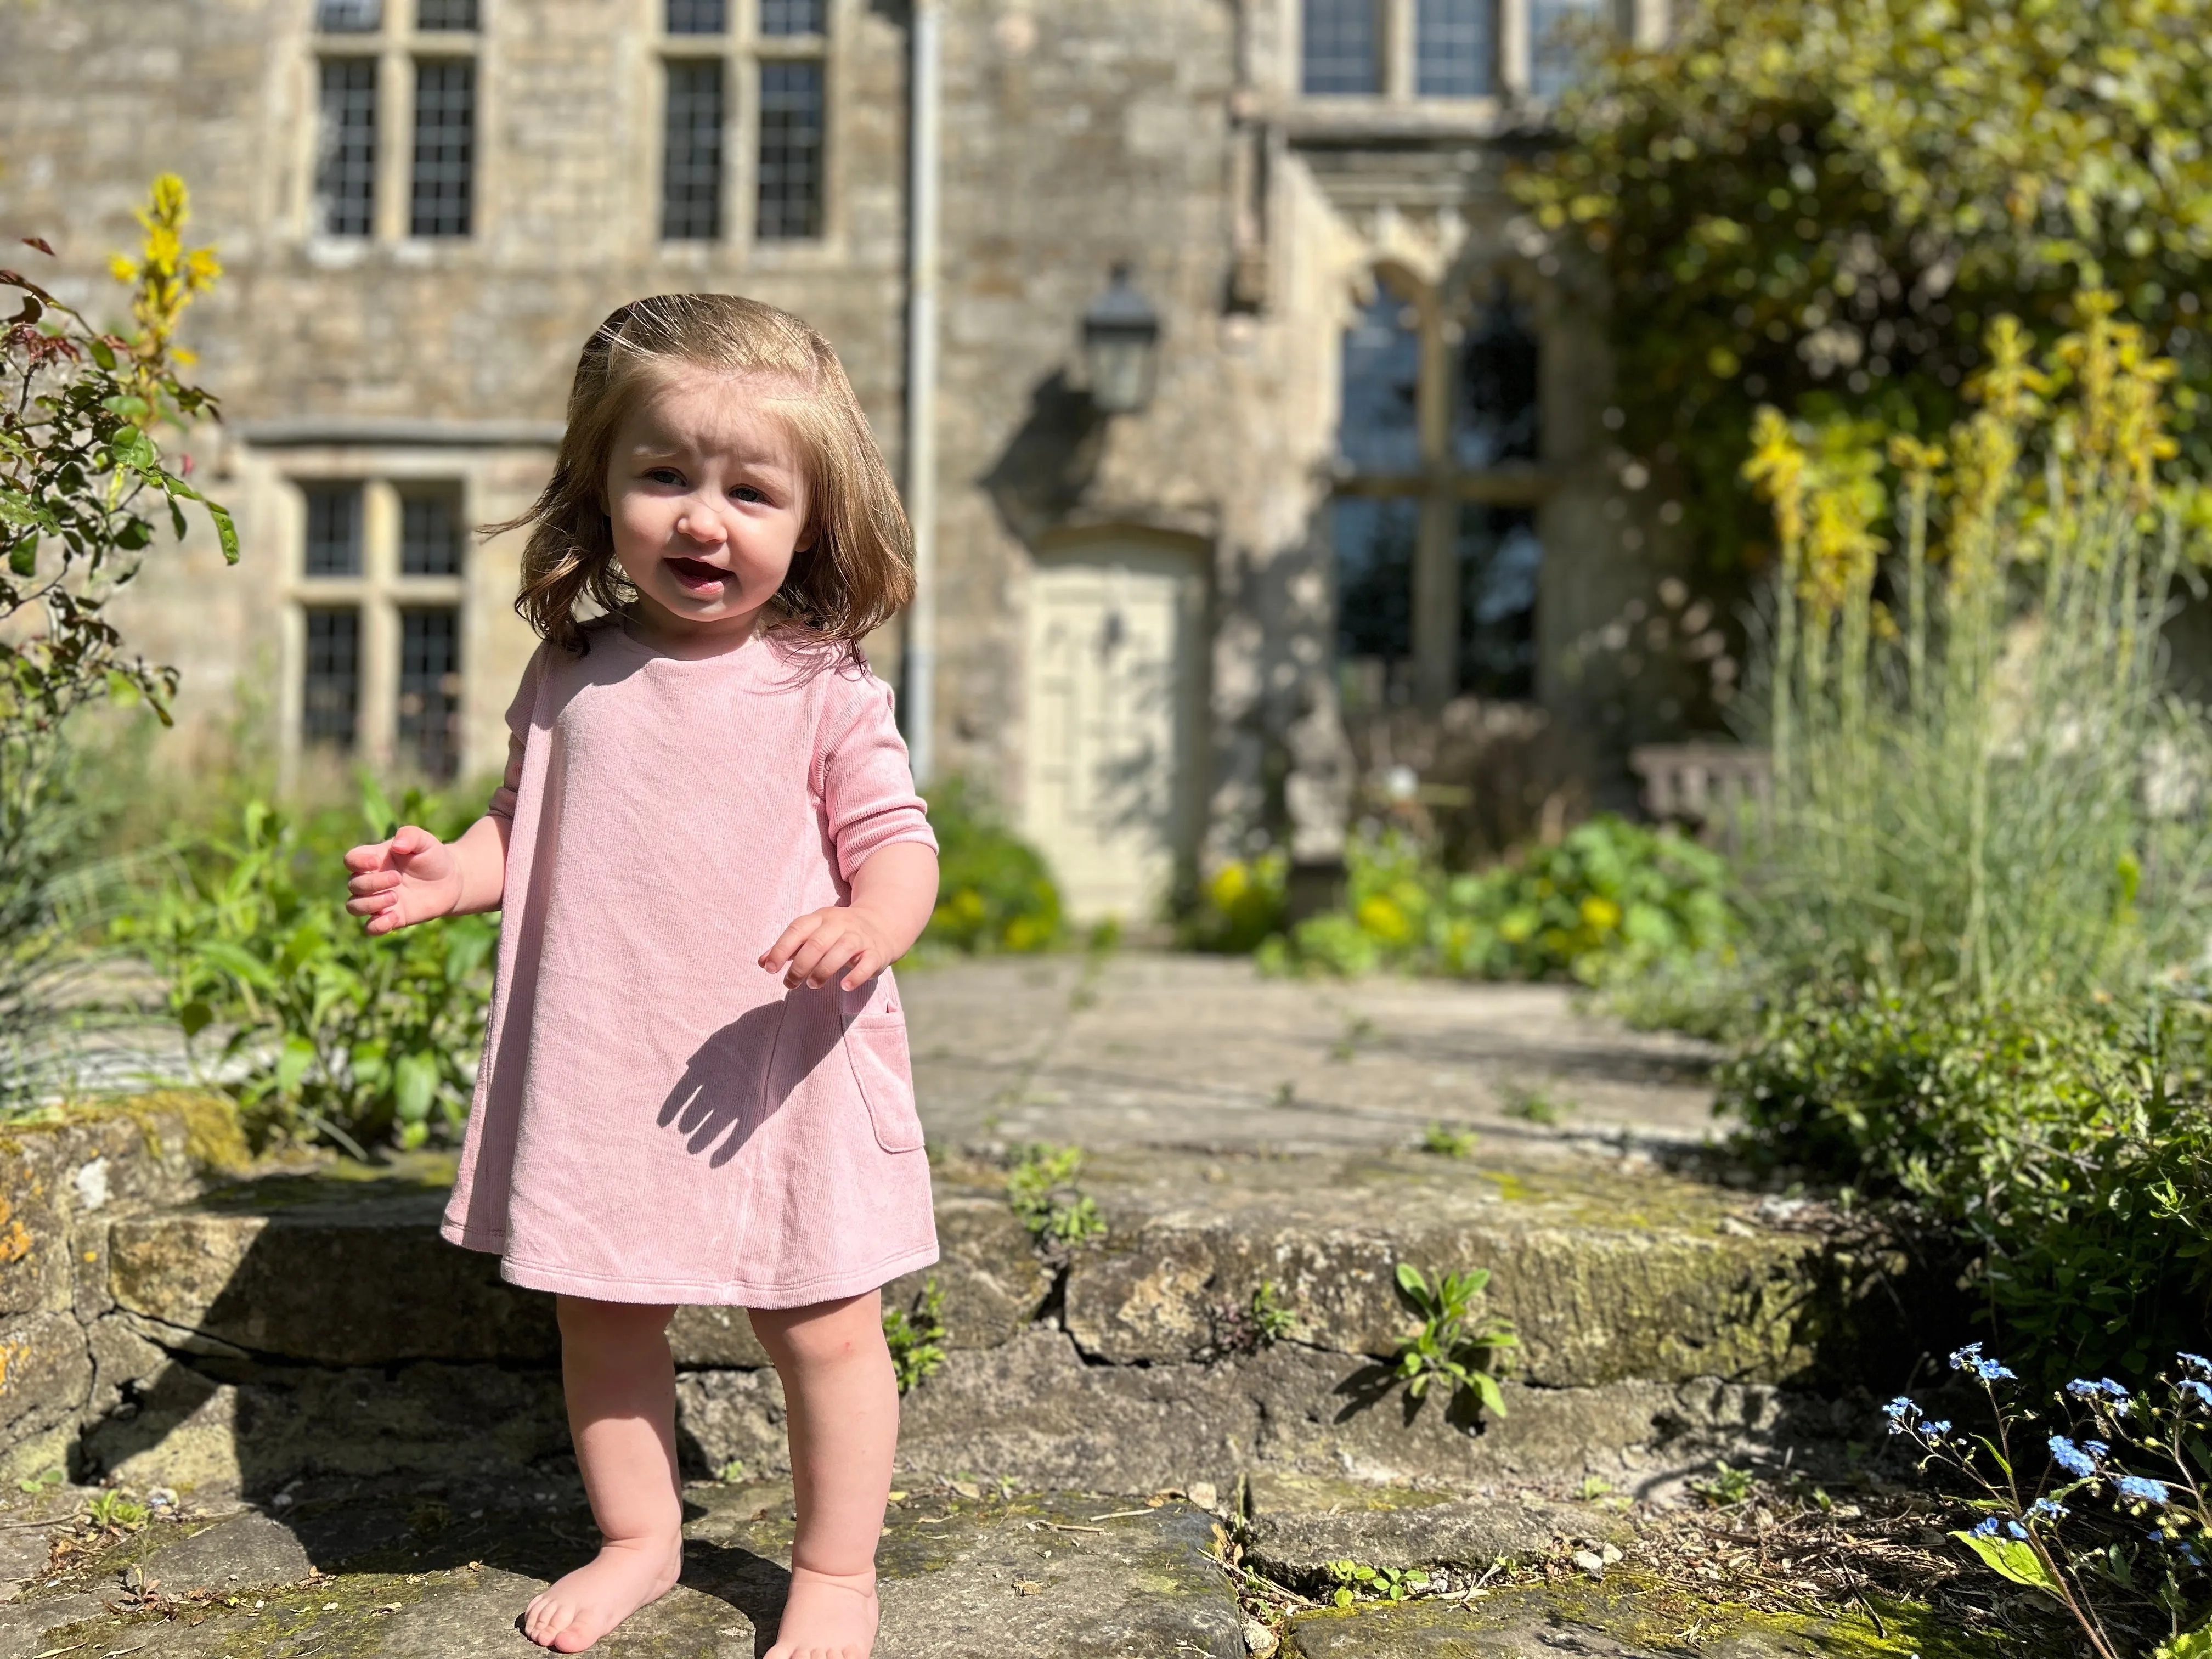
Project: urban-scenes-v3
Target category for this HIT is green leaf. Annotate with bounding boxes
[87,338,116,370]
[1470,1370,1508,1418]
[178,999,215,1039]
[1950,1531,2064,1599]
[359,774,397,842]
[205,497,239,563]
[393,1051,439,1122]
[276,1034,317,1096]
[8,533,34,577]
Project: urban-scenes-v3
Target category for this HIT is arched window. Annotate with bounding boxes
[1332,272,1546,708]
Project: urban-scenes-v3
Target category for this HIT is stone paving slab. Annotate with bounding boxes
[901,953,1719,1155]
[1,1482,1246,1658]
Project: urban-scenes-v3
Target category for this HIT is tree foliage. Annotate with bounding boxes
[1512,0,2212,572]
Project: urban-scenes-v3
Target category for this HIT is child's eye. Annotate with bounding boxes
[731,484,766,504]
[644,467,685,486]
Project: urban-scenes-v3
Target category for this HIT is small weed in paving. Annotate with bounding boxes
[1325,1559,1431,1606]
[1501,1085,1569,1126]
[85,1490,148,1532]
[16,1466,63,1494]
[714,1458,746,1483]
[1420,1119,1479,1157]
[1208,1278,1299,1357]
[1691,1460,1757,1508]
[1391,1262,1517,1420]
[884,1275,949,1393]
[1007,1143,1108,1245]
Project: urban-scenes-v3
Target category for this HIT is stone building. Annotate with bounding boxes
[0,0,1697,922]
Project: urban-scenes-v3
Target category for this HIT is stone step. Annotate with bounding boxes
[68,1142,1928,1503]
[0,1471,2023,1659]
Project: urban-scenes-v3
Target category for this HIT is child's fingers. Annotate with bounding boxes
[838,946,884,991]
[759,911,827,973]
[388,825,437,861]
[786,924,864,988]
[343,840,392,873]
[345,890,397,917]
[348,869,401,897]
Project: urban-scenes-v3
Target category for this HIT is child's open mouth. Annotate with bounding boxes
[666,556,732,595]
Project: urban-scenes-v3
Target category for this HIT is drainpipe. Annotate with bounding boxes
[903,0,943,783]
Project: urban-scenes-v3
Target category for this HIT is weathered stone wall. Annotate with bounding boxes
[0,1097,248,1486]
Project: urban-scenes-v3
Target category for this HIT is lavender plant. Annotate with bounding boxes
[1886,1344,2211,1658]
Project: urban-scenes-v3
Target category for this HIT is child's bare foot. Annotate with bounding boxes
[521,1536,684,1653]
[765,1565,879,1659]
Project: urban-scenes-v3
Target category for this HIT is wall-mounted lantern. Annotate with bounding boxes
[1081,263,1161,415]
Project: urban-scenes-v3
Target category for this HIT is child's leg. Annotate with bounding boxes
[749,1290,897,1659]
[523,1296,686,1654]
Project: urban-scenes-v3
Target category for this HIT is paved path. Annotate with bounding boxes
[902,951,1719,1156]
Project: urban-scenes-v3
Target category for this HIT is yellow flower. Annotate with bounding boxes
[1579,896,1623,933]
[1357,895,1413,945]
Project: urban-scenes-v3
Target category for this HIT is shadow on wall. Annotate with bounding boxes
[977,370,1111,549]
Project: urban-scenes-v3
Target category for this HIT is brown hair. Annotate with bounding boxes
[501,293,914,653]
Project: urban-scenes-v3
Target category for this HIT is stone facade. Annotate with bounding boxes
[0,0,1694,920]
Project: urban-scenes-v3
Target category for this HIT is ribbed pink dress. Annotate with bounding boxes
[441,617,941,1306]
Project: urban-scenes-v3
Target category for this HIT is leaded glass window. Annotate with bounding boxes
[317,0,382,31]
[1417,0,1494,97]
[400,488,464,575]
[411,59,475,236]
[759,0,824,34]
[1301,0,1380,94]
[399,607,462,779]
[416,0,478,28]
[757,61,823,240]
[662,61,725,240]
[316,60,377,237]
[303,483,364,576]
[1454,284,1541,467]
[303,608,362,749]
[1457,505,1541,697]
[666,0,726,33]
[1339,292,1421,473]
[1530,0,1610,97]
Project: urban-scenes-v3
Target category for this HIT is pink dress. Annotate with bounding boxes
[441,618,941,1306]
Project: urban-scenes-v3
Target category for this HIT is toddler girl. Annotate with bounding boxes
[343,294,940,1658]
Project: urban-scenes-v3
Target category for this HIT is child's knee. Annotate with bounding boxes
[749,1292,885,1370]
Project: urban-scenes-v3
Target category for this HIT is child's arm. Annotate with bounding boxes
[343,735,519,933]
[760,842,940,991]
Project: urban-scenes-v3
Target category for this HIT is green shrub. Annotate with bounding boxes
[115,781,494,1155]
[917,777,1063,955]
[1263,815,1736,986]
[1181,849,1287,953]
[1720,990,2212,1383]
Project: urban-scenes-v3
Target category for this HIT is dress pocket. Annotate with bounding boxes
[844,1013,925,1154]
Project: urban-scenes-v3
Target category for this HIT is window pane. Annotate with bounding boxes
[303,607,362,750]
[400,487,465,575]
[757,61,823,240]
[316,59,377,237]
[759,0,824,33]
[1302,0,1379,94]
[411,58,475,236]
[1417,0,1493,96]
[1530,0,1609,97]
[662,60,725,240]
[399,607,463,780]
[1339,290,1422,473]
[317,0,382,31]
[302,483,364,576]
[1457,504,1541,698]
[1334,496,1418,664]
[666,0,726,32]
[1454,283,1540,466]
[416,0,478,27]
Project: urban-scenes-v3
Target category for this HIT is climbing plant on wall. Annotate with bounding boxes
[1511,0,2212,573]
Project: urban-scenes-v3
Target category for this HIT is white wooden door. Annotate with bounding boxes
[1023,539,1205,924]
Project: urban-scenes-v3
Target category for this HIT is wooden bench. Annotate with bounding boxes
[1628,742,1771,853]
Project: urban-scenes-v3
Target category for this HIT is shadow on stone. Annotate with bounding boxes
[979,370,1109,546]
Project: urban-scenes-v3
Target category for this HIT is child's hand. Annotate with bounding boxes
[345,826,463,935]
[760,906,899,991]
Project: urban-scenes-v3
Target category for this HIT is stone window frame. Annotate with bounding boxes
[1286,0,1669,107]
[650,0,838,255]
[302,1,495,249]
[282,471,472,778]
[1332,261,1553,710]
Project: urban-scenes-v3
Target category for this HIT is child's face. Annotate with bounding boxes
[606,369,811,647]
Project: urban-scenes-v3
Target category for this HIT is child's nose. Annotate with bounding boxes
[675,505,728,544]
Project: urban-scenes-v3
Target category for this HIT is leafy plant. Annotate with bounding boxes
[1738,298,2212,1005]
[15,1465,63,1494]
[1720,989,2212,1383]
[1006,1143,1107,1246]
[1262,817,1735,988]
[1390,1262,1517,1420]
[0,177,236,1101]
[1887,1344,2212,1659]
[1511,0,2212,580]
[1500,1086,1568,1127]
[1182,850,1287,953]
[1325,1558,1430,1607]
[116,781,496,1154]
[883,1274,949,1395]
[1691,1460,1757,1509]
[84,1489,148,1531]
[918,777,1063,955]
[1248,1279,1295,1345]
[1420,1120,1479,1158]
